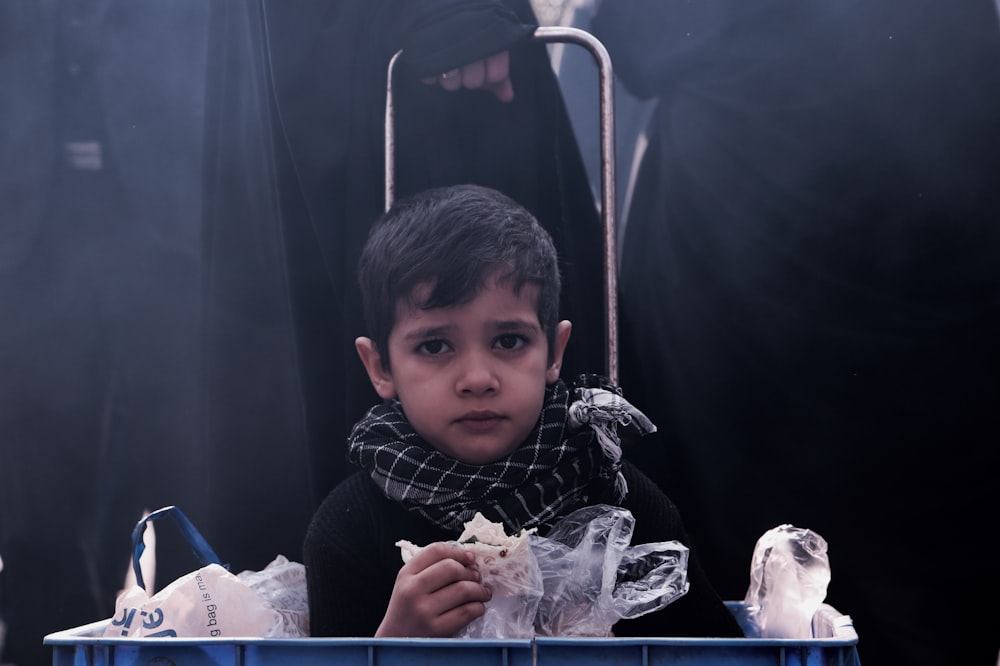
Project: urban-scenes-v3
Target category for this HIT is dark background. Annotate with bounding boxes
[2,1,999,665]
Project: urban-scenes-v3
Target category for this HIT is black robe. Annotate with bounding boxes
[0,2,604,663]
[590,1,1000,664]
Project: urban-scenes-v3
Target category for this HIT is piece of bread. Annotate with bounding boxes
[396,513,539,596]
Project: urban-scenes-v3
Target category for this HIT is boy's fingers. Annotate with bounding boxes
[433,598,490,635]
[431,576,492,613]
[413,558,482,596]
[418,576,492,637]
[406,541,475,568]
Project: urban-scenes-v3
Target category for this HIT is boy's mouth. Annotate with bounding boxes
[455,411,503,431]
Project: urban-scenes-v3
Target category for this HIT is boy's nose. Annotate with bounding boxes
[456,353,499,395]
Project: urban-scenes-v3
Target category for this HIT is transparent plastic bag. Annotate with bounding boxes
[235,554,310,638]
[399,514,543,639]
[398,506,690,638]
[532,504,690,637]
[453,526,544,639]
[743,523,831,638]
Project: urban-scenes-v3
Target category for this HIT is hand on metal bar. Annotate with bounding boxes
[419,50,514,103]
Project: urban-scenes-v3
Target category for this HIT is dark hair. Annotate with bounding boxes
[357,184,562,366]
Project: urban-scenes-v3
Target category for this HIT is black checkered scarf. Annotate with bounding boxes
[347,375,656,533]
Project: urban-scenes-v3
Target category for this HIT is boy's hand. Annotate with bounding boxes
[376,541,492,637]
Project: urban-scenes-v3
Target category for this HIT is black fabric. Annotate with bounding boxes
[255,0,606,514]
[0,2,605,664]
[396,1,535,77]
[304,462,743,639]
[591,1,1000,664]
[1,3,211,664]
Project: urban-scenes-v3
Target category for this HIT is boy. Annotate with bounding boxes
[303,184,742,639]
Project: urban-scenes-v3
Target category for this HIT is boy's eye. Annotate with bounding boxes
[417,339,451,355]
[494,334,526,351]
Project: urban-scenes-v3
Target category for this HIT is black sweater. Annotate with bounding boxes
[304,460,743,638]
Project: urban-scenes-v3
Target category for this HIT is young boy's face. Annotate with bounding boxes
[356,276,571,465]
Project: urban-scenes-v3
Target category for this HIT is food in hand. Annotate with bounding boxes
[396,513,538,596]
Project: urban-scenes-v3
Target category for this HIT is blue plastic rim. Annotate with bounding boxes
[44,603,860,666]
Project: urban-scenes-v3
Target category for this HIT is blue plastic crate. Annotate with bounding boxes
[533,636,858,666]
[44,621,534,666]
[44,602,859,666]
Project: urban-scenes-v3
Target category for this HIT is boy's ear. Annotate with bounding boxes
[355,337,397,399]
[546,320,573,384]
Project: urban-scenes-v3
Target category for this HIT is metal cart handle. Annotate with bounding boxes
[385,27,618,384]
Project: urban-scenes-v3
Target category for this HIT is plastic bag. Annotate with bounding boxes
[400,505,690,638]
[532,504,690,636]
[399,513,543,639]
[235,554,310,637]
[742,523,831,638]
[103,506,309,638]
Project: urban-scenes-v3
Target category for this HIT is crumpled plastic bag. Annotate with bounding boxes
[103,506,309,639]
[743,524,831,638]
[402,505,690,638]
[104,555,309,639]
[235,555,310,637]
[532,504,690,636]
